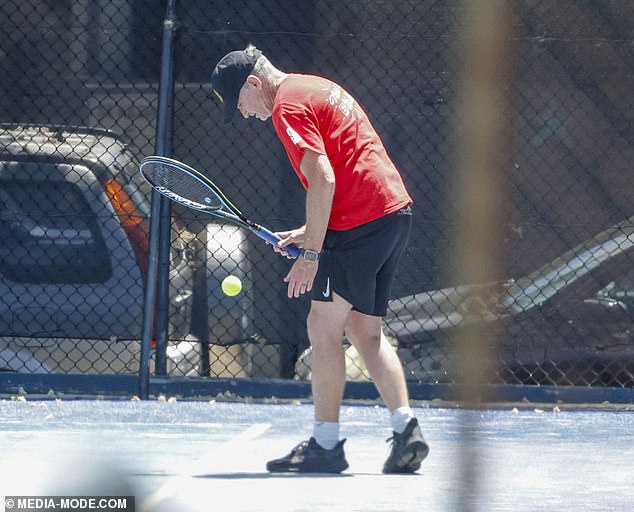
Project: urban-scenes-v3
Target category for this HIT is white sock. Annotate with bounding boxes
[313,421,340,450]
[390,406,415,434]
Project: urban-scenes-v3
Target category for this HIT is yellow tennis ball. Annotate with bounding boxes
[221,275,242,297]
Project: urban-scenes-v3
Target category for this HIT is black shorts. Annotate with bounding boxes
[311,206,412,317]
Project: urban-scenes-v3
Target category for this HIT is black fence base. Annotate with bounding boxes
[1,373,633,406]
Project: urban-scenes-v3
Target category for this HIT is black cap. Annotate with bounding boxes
[211,48,262,123]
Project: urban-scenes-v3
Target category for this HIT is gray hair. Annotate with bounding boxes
[244,44,280,81]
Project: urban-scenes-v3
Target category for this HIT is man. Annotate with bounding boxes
[211,44,429,474]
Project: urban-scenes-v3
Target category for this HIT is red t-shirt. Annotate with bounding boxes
[272,74,412,230]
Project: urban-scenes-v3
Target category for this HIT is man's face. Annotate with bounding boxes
[237,77,271,121]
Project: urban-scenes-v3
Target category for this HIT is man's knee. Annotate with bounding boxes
[345,312,383,347]
[306,306,326,341]
[307,296,351,345]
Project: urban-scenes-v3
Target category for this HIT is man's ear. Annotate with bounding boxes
[246,75,262,89]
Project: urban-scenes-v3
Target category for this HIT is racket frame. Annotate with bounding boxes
[139,156,301,259]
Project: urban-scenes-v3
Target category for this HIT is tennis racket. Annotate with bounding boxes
[139,156,302,259]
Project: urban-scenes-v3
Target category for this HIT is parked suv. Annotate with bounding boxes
[0,124,251,376]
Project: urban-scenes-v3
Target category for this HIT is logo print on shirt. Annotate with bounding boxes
[286,126,304,145]
[328,86,355,118]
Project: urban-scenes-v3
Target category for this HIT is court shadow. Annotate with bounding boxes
[193,472,353,479]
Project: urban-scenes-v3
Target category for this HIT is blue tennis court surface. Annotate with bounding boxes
[1,399,633,511]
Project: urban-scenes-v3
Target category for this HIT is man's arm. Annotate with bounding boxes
[302,149,335,255]
[282,149,335,298]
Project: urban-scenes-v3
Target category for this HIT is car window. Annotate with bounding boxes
[503,227,634,312]
[0,177,112,283]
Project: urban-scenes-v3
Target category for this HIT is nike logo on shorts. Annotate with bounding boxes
[323,277,331,298]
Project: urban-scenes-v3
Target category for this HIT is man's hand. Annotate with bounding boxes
[273,226,306,258]
[274,225,319,298]
[284,257,319,298]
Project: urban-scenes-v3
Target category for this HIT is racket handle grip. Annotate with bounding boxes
[257,227,302,259]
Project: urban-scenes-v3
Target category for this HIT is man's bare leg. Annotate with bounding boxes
[345,310,429,473]
[266,293,353,473]
[306,293,353,423]
[344,310,409,412]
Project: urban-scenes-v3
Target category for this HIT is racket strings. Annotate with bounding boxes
[147,163,224,211]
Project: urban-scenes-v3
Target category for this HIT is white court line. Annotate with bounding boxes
[140,423,271,512]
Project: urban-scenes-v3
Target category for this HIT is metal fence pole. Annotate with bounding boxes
[139,0,178,398]
[154,0,178,376]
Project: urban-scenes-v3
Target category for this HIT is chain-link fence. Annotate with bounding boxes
[1,0,633,390]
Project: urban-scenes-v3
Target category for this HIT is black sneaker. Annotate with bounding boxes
[266,437,349,473]
[382,418,429,474]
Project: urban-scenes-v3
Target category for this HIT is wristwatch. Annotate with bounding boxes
[302,249,321,262]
